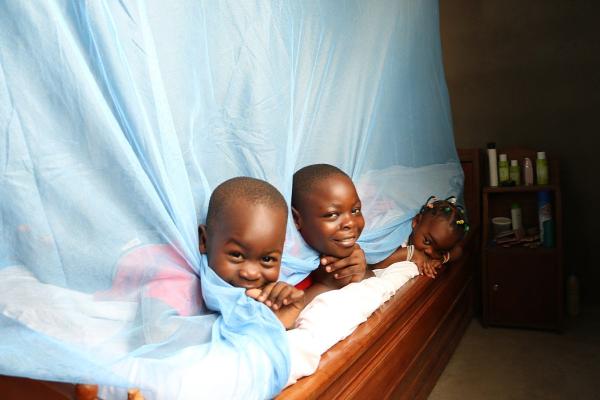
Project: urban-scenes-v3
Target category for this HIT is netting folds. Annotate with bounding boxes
[0,1,462,398]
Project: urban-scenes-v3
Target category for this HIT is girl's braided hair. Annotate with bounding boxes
[419,195,469,238]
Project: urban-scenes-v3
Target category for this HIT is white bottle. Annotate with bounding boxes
[511,203,522,230]
[487,143,498,187]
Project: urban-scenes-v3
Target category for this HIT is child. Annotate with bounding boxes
[198,176,305,329]
[291,164,371,303]
[369,196,468,278]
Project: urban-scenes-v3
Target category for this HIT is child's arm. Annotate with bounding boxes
[368,245,438,279]
[246,282,305,330]
[368,246,409,270]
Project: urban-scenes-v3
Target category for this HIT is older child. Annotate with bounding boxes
[198,177,304,329]
[291,164,371,302]
[369,196,468,278]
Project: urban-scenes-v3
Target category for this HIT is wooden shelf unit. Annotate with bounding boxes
[481,148,563,331]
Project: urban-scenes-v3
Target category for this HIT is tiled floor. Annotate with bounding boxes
[429,307,600,399]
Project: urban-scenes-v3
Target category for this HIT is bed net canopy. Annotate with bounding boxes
[0,0,462,398]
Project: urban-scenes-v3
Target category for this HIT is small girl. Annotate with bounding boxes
[369,196,469,278]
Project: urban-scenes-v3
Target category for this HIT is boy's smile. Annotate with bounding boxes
[293,174,365,258]
[199,200,287,289]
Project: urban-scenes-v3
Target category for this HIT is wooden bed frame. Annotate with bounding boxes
[278,148,482,399]
[0,149,482,400]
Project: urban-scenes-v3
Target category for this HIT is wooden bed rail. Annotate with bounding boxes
[278,232,477,399]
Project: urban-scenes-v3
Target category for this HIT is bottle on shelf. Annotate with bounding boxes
[487,143,499,187]
[537,190,555,247]
[523,157,534,186]
[511,203,522,230]
[509,159,521,185]
[498,154,509,185]
[536,151,549,185]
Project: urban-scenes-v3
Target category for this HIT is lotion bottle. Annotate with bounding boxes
[509,159,521,185]
[498,154,509,184]
[523,157,534,186]
[511,203,522,230]
[536,151,549,185]
[487,143,498,187]
[538,190,554,247]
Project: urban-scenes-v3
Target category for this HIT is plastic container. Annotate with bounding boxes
[498,154,509,184]
[537,190,554,247]
[487,143,498,187]
[511,203,522,230]
[509,159,521,185]
[536,151,549,185]
[523,157,534,186]
[492,217,512,236]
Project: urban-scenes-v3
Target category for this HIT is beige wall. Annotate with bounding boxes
[440,1,600,303]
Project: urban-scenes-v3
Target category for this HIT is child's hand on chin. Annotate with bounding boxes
[246,282,305,329]
[318,244,367,287]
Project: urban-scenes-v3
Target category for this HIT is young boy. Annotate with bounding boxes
[198,176,304,329]
[291,164,371,303]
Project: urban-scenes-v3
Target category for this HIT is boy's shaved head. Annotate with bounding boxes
[291,163,363,258]
[200,177,288,290]
[292,164,350,207]
[206,177,288,230]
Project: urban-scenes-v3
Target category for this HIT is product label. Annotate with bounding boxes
[539,203,552,242]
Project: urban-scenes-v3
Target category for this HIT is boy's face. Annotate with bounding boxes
[199,201,287,289]
[293,174,364,258]
[410,214,461,260]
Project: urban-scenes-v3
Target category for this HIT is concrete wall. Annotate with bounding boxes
[439,1,600,303]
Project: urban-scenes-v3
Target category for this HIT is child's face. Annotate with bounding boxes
[293,175,364,258]
[410,214,461,260]
[199,201,287,289]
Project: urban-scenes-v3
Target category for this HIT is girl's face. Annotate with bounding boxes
[410,214,461,260]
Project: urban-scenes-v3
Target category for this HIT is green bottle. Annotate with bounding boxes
[536,151,549,185]
[498,154,509,184]
[509,159,521,185]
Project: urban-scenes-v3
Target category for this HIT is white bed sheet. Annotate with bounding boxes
[0,261,418,398]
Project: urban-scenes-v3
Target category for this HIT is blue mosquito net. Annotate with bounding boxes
[0,0,462,398]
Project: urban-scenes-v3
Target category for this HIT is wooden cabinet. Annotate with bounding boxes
[481,149,563,331]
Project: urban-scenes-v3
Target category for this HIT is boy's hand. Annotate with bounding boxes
[319,244,367,287]
[246,282,304,311]
[246,282,305,329]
